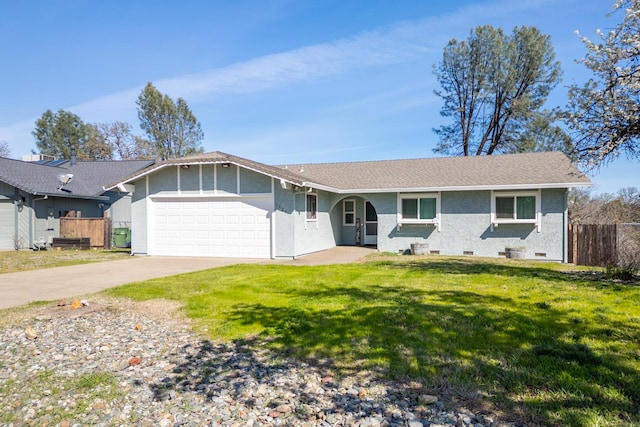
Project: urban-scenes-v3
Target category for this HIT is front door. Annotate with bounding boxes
[364,201,378,246]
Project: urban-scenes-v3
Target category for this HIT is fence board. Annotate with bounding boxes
[60,217,112,249]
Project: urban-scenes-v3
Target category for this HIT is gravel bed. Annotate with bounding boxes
[0,297,518,427]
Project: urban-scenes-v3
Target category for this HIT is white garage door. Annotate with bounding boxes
[0,200,14,251]
[150,196,272,258]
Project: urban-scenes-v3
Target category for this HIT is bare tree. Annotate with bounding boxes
[564,0,640,168]
[0,140,10,157]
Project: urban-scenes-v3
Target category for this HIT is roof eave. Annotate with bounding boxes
[32,192,111,201]
[108,161,306,191]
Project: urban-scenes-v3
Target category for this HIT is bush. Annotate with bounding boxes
[605,264,638,281]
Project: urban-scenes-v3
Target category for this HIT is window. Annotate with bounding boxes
[306,193,317,220]
[491,191,540,232]
[401,196,437,220]
[343,199,355,226]
[495,196,536,220]
[397,193,440,231]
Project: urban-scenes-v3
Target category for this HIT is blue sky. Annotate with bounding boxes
[1,0,637,195]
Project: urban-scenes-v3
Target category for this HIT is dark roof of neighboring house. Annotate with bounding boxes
[111,150,590,193]
[0,157,155,199]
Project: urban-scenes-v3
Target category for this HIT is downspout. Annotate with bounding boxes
[563,189,568,263]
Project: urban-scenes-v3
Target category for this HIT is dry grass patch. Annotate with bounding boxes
[0,249,130,274]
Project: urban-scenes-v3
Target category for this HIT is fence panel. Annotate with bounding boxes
[568,224,617,267]
[59,217,112,249]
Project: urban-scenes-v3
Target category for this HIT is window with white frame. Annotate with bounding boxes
[491,190,541,232]
[343,199,355,226]
[397,193,440,230]
[495,195,536,220]
[306,193,317,221]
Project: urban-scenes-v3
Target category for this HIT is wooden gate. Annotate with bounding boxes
[59,217,112,249]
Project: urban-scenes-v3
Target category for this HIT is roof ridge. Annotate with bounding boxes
[278,151,566,168]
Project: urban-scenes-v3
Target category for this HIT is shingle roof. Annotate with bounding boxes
[111,151,590,193]
[0,157,155,199]
[294,151,591,192]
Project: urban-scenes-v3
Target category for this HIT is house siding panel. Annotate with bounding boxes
[180,166,200,193]
[273,184,295,257]
[202,165,216,192]
[217,164,238,193]
[378,189,566,260]
[149,167,178,194]
[130,178,149,255]
[289,189,336,256]
[17,197,30,250]
[240,169,272,194]
[107,191,133,228]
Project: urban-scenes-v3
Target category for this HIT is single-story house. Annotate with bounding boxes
[109,151,591,261]
[0,155,154,250]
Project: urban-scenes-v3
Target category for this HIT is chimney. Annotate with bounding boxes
[70,148,77,165]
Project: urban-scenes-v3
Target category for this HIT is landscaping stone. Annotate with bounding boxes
[0,298,510,426]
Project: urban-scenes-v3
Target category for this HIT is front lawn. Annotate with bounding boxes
[105,257,640,426]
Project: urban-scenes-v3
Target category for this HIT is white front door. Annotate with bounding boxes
[364,201,378,246]
[150,196,272,258]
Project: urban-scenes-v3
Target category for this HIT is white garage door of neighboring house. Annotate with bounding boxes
[0,200,14,250]
[150,197,272,258]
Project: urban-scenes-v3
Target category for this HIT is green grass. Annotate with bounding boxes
[0,369,121,424]
[0,249,130,273]
[105,256,640,426]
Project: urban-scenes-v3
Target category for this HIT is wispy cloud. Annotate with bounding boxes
[80,0,560,106]
[1,0,564,156]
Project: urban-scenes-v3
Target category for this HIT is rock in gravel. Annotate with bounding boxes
[24,325,38,340]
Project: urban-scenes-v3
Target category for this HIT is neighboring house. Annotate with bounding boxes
[0,156,154,250]
[108,151,591,261]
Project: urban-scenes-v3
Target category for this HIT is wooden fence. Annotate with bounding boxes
[59,217,112,249]
[568,224,617,267]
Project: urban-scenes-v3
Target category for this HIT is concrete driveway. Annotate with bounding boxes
[0,246,374,310]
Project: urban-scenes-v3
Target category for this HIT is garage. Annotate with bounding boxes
[149,196,273,258]
[0,199,14,250]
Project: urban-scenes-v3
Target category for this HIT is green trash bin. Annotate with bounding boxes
[113,228,131,248]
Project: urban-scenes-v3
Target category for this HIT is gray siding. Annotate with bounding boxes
[17,198,30,250]
[240,169,271,194]
[130,178,148,255]
[107,192,133,228]
[180,166,200,193]
[217,164,238,193]
[274,184,295,257]
[378,189,567,261]
[0,182,15,250]
[287,189,336,256]
[149,167,178,194]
